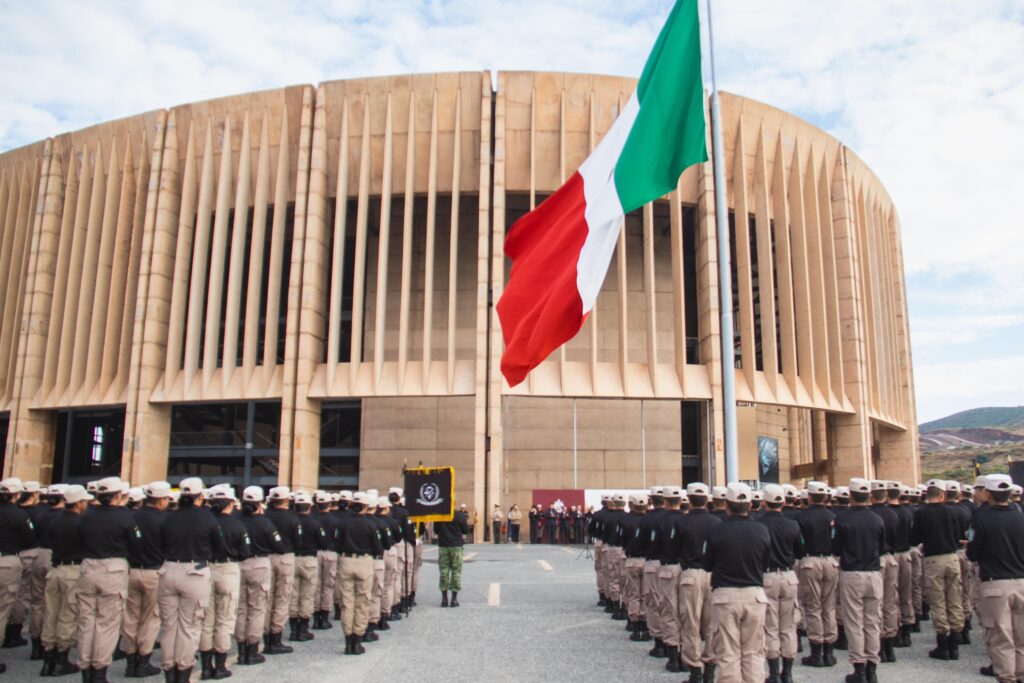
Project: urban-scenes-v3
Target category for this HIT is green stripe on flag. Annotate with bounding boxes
[614,0,708,214]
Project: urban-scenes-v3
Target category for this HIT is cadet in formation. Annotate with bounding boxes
[0,476,422,681]
[591,474,1023,683]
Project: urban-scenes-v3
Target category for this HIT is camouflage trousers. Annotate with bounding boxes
[438,547,464,592]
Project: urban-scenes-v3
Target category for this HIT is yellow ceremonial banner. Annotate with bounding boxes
[403,466,455,523]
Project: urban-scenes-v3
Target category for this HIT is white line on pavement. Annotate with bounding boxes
[464,552,478,561]
[487,582,501,607]
[560,546,575,555]
[538,559,553,571]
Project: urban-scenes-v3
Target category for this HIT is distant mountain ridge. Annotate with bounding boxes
[920,406,1024,434]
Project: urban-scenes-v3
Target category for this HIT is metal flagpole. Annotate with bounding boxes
[703,0,739,484]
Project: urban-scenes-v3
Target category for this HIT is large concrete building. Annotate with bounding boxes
[0,71,918,527]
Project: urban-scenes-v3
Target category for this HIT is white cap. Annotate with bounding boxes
[849,478,871,493]
[315,491,332,504]
[388,487,403,496]
[650,486,665,496]
[169,491,180,502]
[0,477,24,494]
[869,480,887,492]
[663,486,684,498]
[178,477,204,495]
[974,475,990,489]
[23,480,41,493]
[629,494,649,506]
[944,480,961,493]
[725,482,752,503]
[207,486,234,501]
[687,483,710,496]
[378,496,392,508]
[751,490,764,502]
[127,487,145,503]
[267,486,291,501]
[338,490,353,502]
[366,489,379,499]
[926,479,945,489]
[47,483,69,496]
[352,492,371,505]
[293,491,312,506]
[900,485,912,496]
[835,486,850,497]
[711,486,728,500]
[799,489,809,499]
[242,486,264,502]
[763,484,785,504]
[612,493,626,503]
[144,481,172,498]
[1012,484,1023,496]
[63,484,93,504]
[985,474,1012,492]
[782,484,800,499]
[807,481,829,495]
[86,481,98,493]
[96,477,123,494]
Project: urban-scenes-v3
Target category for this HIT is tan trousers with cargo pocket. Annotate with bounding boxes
[643,560,660,638]
[382,548,398,616]
[370,558,385,623]
[316,549,337,612]
[839,570,882,666]
[120,568,160,656]
[797,555,838,645]
[896,549,915,626]
[200,561,240,653]
[11,548,39,629]
[339,555,373,637]
[880,553,900,638]
[266,553,295,634]
[623,558,644,620]
[924,552,963,635]
[158,561,211,671]
[42,563,79,651]
[28,547,50,638]
[678,568,714,669]
[977,578,1024,683]
[709,586,768,683]
[764,570,799,659]
[289,556,318,619]
[235,557,271,646]
[594,540,605,595]
[606,547,624,603]
[76,557,130,670]
[0,556,22,644]
[657,563,682,648]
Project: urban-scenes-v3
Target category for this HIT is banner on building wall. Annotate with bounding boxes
[758,436,780,484]
[404,466,455,522]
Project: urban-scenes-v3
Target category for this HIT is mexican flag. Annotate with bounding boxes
[497,0,708,387]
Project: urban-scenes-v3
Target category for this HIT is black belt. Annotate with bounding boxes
[54,561,80,567]
[807,553,832,558]
[340,553,370,559]
[250,554,268,559]
[661,560,680,566]
[295,552,317,558]
[980,577,1023,583]
[130,564,162,571]
[766,567,793,573]
[167,559,208,568]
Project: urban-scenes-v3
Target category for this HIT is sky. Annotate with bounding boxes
[1,0,1021,423]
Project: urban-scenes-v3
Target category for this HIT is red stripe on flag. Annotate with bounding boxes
[496,172,590,387]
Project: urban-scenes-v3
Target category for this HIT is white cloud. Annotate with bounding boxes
[914,356,1024,423]
[1,0,1020,423]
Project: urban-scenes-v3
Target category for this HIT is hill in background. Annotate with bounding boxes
[918,406,1024,480]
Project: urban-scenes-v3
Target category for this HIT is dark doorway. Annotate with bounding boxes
[0,414,9,475]
[52,409,126,484]
[681,401,703,485]
[319,401,361,489]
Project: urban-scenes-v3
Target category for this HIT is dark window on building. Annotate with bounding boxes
[323,198,357,363]
[320,401,360,489]
[0,414,9,475]
[680,401,704,485]
[51,409,125,484]
[682,206,700,364]
[168,401,281,487]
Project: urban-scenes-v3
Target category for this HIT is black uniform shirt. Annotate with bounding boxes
[35,506,63,550]
[796,505,835,556]
[392,505,415,545]
[703,516,771,588]
[757,511,804,570]
[241,514,284,556]
[49,510,85,565]
[782,507,801,522]
[23,504,47,547]
[967,505,1024,580]
[911,503,961,556]
[601,509,627,546]
[295,513,327,555]
[316,510,340,547]
[674,509,721,569]
[337,514,385,556]
[947,502,972,540]
[869,503,898,555]
[433,511,470,548]
[589,507,607,539]
[657,510,685,564]
[265,506,302,554]
[711,508,728,520]
[891,505,914,552]
[832,506,884,571]
[0,500,36,554]
[370,515,393,553]
[380,512,402,548]
[80,505,140,559]
[130,506,165,569]
[160,505,224,562]
[620,512,647,558]
[641,509,666,561]
[214,513,252,562]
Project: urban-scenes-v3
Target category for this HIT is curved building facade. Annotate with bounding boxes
[0,72,918,527]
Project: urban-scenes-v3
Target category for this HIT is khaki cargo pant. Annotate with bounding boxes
[958,548,973,622]
[289,555,318,619]
[316,549,337,612]
[266,553,295,634]
[797,555,838,645]
[28,548,50,638]
[76,557,130,670]
[42,563,79,651]
[657,563,682,647]
[678,568,713,668]
[606,547,625,603]
[12,548,39,629]
[382,547,398,615]
[623,558,644,620]
[398,541,415,599]
[924,552,963,635]
[235,557,271,646]
[593,540,605,595]
[0,555,22,641]
[977,578,1024,683]
[200,561,240,653]
[339,555,373,637]
[880,553,899,638]
[158,561,211,671]
[764,570,799,659]
[369,558,385,623]
[896,550,915,626]
[643,560,660,637]
[911,546,924,616]
[120,568,160,655]
[709,586,768,683]
[839,570,882,666]
[412,542,423,594]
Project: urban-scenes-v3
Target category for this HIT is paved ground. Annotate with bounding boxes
[1,544,994,681]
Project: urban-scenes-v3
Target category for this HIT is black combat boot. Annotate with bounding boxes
[351,634,365,655]
[124,653,139,678]
[410,591,417,607]
[929,633,950,660]
[377,614,390,631]
[162,668,174,683]
[980,664,996,677]
[82,668,93,682]
[949,628,962,645]
[597,593,606,607]
[865,661,878,683]
[441,591,449,607]
[53,648,79,676]
[835,625,848,650]
[628,620,643,640]
[333,603,341,620]
[113,646,126,661]
[664,646,683,673]
[625,618,635,633]
[211,651,231,680]
[40,647,57,676]
[612,603,626,621]
[844,662,867,683]
[948,634,960,660]
[961,618,972,645]
[92,666,109,683]
[2,622,26,648]
[702,662,716,683]
[249,640,265,665]
[298,617,315,641]
[911,614,921,632]
[823,642,837,666]
[687,666,703,683]
[363,624,379,642]
[30,636,44,660]
[390,607,402,621]
[765,657,781,683]
[921,602,930,621]
[199,651,214,680]
[265,631,293,655]
[780,657,794,683]
[801,642,824,667]
[450,592,460,608]
[882,636,896,663]
[177,667,193,683]
[135,650,161,677]
[637,621,651,641]
[796,628,805,653]
[648,638,666,658]
[287,618,300,642]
